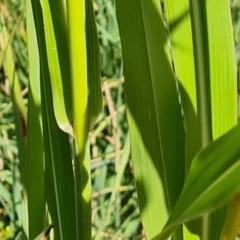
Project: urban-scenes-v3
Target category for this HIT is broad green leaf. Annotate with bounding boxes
[116,0,185,238]
[39,0,73,135]
[164,0,200,176]
[164,0,202,237]
[26,0,46,238]
[152,123,240,240]
[67,0,91,239]
[206,0,237,237]
[206,0,237,138]
[190,1,237,142]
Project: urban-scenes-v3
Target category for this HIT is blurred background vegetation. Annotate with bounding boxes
[0,0,239,239]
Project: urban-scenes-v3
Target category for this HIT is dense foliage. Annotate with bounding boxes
[0,0,240,239]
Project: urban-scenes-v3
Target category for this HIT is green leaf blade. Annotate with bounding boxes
[206,0,237,138]
[41,41,77,240]
[26,1,46,238]
[85,0,102,130]
[116,0,185,238]
[67,0,91,239]
[30,1,77,238]
[39,0,73,135]
[153,123,240,240]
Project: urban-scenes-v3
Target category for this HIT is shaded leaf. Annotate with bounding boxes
[115,0,185,238]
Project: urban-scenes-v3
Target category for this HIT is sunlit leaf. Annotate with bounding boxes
[153,123,240,240]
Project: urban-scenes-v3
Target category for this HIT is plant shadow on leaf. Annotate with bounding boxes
[116,0,194,238]
[116,1,238,239]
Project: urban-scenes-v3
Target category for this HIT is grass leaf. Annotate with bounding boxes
[39,0,73,135]
[116,0,185,238]
[67,0,91,239]
[153,123,240,240]
[86,0,102,130]
[26,0,46,238]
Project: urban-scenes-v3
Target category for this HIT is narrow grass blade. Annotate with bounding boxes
[164,0,200,176]
[206,0,237,138]
[42,80,77,240]
[85,0,102,130]
[38,0,73,135]
[190,1,237,239]
[116,0,185,238]
[164,1,202,239]
[26,0,46,238]
[205,1,238,238]
[67,0,91,239]
[152,123,240,240]
[30,1,77,239]
[41,34,77,240]
[189,0,237,141]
